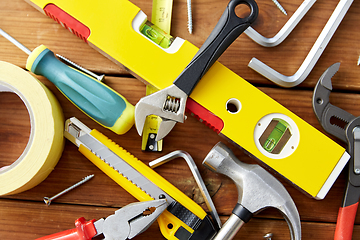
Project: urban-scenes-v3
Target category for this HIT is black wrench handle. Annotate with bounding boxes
[173,0,258,96]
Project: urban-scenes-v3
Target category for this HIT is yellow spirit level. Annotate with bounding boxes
[25,0,349,201]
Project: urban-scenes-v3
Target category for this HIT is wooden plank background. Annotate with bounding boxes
[0,0,360,239]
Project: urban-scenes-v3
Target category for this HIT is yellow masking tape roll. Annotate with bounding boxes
[0,61,64,195]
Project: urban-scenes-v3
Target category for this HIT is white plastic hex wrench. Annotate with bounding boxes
[244,0,317,47]
[248,0,354,87]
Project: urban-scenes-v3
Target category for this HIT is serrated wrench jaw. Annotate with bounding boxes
[312,62,355,142]
[135,84,188,140]
[312,63,338,122]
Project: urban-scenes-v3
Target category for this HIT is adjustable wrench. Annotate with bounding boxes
[135,0,258,141]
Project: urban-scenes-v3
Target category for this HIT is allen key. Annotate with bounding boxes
[149,150,222,230]
[244,0,317,47]
[248,0,354,87]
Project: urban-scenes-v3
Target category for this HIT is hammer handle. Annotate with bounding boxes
[212,214,245,240]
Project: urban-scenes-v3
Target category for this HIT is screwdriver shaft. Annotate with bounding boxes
[0,28,32,55]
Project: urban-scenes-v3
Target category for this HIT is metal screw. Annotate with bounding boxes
[357,55,360,66]
[187,0,193,34]
[271,0,287,16]
[56,54,105,82]
[43,174,94,206]
[264,232,273,240]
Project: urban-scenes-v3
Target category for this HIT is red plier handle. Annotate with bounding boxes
[36,217,98,240]
[334,181,360,240]
[334,203,358,240]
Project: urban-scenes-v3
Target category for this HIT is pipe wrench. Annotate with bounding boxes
[312,62,358,240]
[36,199,167,240]
[134,0,258,141]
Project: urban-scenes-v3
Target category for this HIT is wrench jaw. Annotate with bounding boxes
[312,63,336,122]
[312,63,355,142]
[134,84,188,141]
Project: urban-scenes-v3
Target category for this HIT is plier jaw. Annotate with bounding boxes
[35,199,168,240]
[102,199,168,240]
[312,62,355,143]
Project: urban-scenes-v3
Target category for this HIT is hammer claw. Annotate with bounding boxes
[203,142,301,240]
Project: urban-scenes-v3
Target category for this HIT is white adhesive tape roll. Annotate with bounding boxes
[0,61,64,195]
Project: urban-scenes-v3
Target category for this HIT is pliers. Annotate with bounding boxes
[312,62,358,240]
[36,199,168,240]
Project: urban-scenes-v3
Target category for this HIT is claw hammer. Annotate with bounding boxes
[203,142,301,240]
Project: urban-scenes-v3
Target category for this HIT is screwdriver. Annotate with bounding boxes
[0,28,134,134]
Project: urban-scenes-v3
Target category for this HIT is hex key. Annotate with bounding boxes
[244,0,317,47]
[248,0,354,87]
[149,150,222,230]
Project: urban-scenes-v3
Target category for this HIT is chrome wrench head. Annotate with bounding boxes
[135,84,188,141]
[312,62,355,142]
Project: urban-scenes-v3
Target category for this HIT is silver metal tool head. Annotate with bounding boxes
[203,142,301,240]
[312,62,355,142]
[135,84,187,141]
[102,199,168,240]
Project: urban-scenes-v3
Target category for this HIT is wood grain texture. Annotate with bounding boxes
[0,0,359,239]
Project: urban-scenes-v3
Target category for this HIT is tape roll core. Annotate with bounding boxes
[0,61,64,195]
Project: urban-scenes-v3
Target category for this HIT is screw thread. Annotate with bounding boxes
[187,0,193,34]
[44,174,94,206]
[271,0,287,16]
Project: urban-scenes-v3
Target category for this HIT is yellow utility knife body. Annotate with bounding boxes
[64,117,217,240]
[26,0,349,199]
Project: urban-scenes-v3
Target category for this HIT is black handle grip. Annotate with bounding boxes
[173,0,258,96]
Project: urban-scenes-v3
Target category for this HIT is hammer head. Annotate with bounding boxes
[203,142,301,240]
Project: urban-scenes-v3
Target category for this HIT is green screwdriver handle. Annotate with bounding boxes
[27,45,134,134]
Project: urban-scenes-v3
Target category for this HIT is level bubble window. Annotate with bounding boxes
[254,113,300,159]
[260,118,291,154]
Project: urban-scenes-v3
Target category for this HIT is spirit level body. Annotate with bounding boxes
[26,0,349,199]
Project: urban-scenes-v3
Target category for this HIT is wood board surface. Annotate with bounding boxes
[0,0,360,239]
